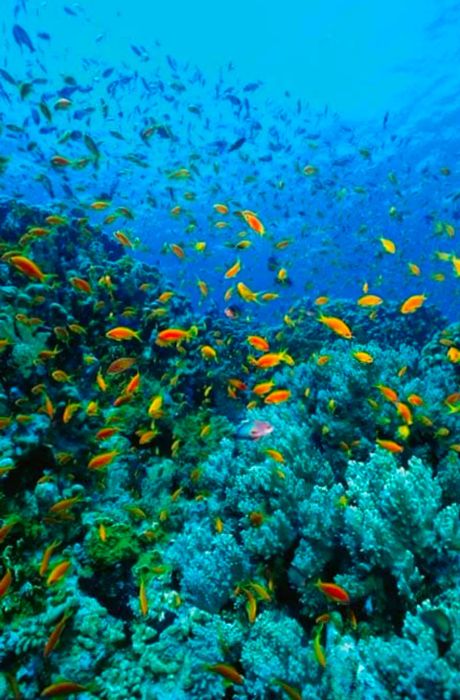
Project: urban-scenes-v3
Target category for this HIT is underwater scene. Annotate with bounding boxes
[1,0,460,698]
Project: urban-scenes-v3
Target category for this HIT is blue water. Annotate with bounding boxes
[2,0,460,320]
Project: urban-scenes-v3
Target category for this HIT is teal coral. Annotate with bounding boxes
[0,199,459,699]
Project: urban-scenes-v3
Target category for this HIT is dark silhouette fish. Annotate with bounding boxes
[12,24,35,52]
[0,69,17,86]
[0,83,11,103]
[228,137,246,152]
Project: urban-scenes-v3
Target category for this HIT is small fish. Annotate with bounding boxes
[9,255,46,282]
[264,389,291,404]
[0,520,16,543]
[375,384,398,402]
[106,327,141,341]
[400,294,426,314]
[228,136,246,152]
[156,326,197,345]
[106,357,137,374]
[235,420,274,440]
[273,679,303,700]
[148,395,163,418]
[379,237,396,254]
[247,335,270,352]
[357,294,383,307]
[88,451,120,470]
[250,351,294,368]
[44,611,71,657]
[206,663,244,685]
[353,350,374,364]
[376,438,404,453]
[253,381,275,395]
[315,579,350,604]
[47,560,71,585]
[40,681,87,697]
[0,569,12,597]
[224,259,242,279]
[49,495,82,514]
[96,427,120,441]
[125,372,140,394]
[39,540,61,576]
[114,230,134,247]
[241,209,265,234]
[69,276,92,293]
[313,628,326,668]
[13,24,35,52]
[201,345,217,360]
[264,448,285,463]
[318,315,352,339]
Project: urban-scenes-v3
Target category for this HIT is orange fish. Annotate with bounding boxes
[264,449,285,463]
[148,395,163,418]
[353,351,374,364]
[201,345,217,360]
[253,380,275,395]
[213,203,229,214]
[225,259,242,279]
[41,681,87,697]
[447,347,460,363]
[106,357,137,374]
[375,384,399,402]
[318,315,352,339]
[46,560,71,585]
[125,372,140,394]
[207,663,244,685]
[49,495,82,514]
[357,294,383,307]
[407,393,424,406]
[39,540,61,576]
[408,262,421,276]
[315,579,350,604]
[241,209,265,235]
[395,401,413,425]
[236,281,261,302]
[264,389,291,404]
[98,523,107,541]
[400,294,426,314]
[170,243,185,258]
[50,155,73,167]
[106,327,141,341]
[10,255,46,282]
[44,612,71,657]
[250,351,294,368]
[88,451,119,470]
[140,578,148,616]
[376,438,404,453]
[0,520,16,544]
[90,200,111,210]
[379,237,396,254]
[197,279,209,297]
[228,378,247,391]
[247,335,270,352]
[62,403,80,423]
[156,327,197,345]
[69,277,92,293]
[0,568,12,597]
[114,230,133,247]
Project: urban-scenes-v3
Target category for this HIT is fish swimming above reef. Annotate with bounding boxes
[235,419,274,440]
